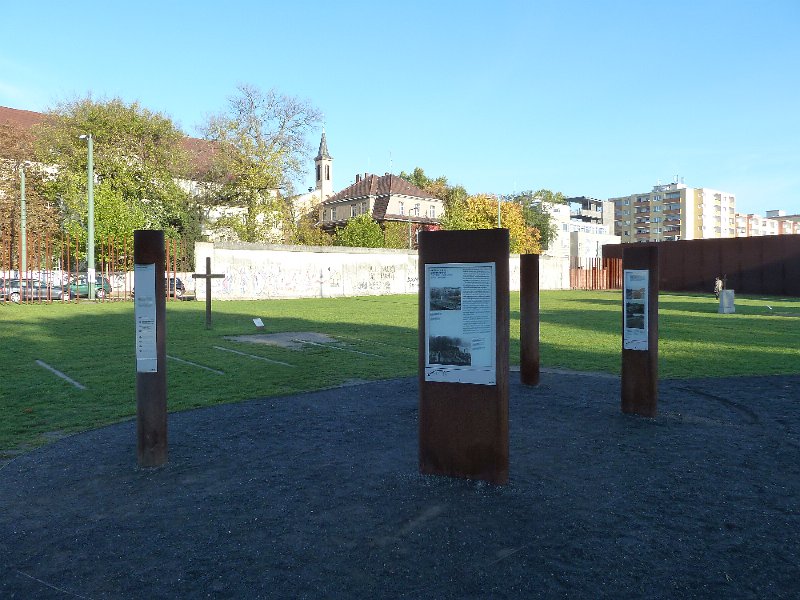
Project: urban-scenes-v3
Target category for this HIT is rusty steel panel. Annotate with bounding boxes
[418,229,510,485]
[520,254,540,386]
[738,237,763,294]
[621,245,659,418]
[782,236,800,296]
[761,237,784,296]
[134,229,168,468]
[719,238,741,293]
[604,236,800,297]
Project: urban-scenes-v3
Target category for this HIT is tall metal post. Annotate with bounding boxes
[520,253,540,385]
[134,230,168,467]
[86,134,95,299]
[20,166,26,279]
[621,245,659,417]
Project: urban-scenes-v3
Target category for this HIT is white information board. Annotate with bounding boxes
[623,269,649,351]
[424,262,496,385]
[134,263,158,373]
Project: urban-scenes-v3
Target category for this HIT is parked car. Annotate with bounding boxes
[67,274,113,299]
[0,278,72,303]
[132,277,187,299]
[168,277,186,298]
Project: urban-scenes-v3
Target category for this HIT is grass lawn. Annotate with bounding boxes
[1,290,798,457]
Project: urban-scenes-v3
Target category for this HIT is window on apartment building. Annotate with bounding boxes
[624,199,631,205]
[653,206,661,212]
[351,205,357,217]
[622,210,630,216]
[399,202,404,216]
[331,207,337,220]
[361,202,367,215]
[428,205,436,218]
[653,217,661,223]
[414,203,420,216]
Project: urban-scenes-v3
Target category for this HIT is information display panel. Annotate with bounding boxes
[424,262,496,385]
[623,269,649,351]
[418,228,509,484]
[134,263,158,373]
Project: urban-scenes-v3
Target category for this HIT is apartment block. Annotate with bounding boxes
[736,210,800,237]
[610,182,737,242]
[545,200,620,259]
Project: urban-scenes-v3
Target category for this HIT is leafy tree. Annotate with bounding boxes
[32,97,192,261]
[285,202,333,246]
[199,84,322,243]
[382,221,413,249]
[441,194,540,254]
[399,167,467,213]
[0,121,59,262]
[334,214,384,248]
[505,189,567,251]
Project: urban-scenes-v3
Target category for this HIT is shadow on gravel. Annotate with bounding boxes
[2,372,799,599]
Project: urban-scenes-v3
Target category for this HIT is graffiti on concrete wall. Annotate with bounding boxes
[195,243,568,300]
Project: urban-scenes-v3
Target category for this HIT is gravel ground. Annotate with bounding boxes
[1,371,799,599]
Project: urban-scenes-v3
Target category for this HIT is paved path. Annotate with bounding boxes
[2,373,799,599]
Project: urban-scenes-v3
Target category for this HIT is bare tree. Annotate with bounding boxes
[198,85,322,242]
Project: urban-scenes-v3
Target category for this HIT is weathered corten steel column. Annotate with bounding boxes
[621,245,659,417]
[520,253,540,386]
[134,230,168,467]
[418,228,510,485]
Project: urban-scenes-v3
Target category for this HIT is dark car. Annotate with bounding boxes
[168,277,186,298]
[0,278,72,303]
[132,277,187,299]
[67,274,113,299]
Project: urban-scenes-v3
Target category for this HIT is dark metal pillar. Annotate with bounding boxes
[621,245,659,417]
[134,230,167,467]
[520,253,540,386]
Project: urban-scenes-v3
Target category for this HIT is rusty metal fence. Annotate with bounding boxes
[0,231,190,304]
[603,236,800,297]
[570,257,622,290]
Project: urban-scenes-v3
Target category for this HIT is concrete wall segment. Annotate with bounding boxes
[194,242,570,300]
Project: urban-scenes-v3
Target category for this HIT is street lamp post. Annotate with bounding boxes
[20,166,26,280]
[497,195,502,228]
[79,134,95,299]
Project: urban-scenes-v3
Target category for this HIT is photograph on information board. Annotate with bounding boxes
[623,269,649,351]
[424,262,496,385]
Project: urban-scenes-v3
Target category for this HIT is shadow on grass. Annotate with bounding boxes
[2,293,799,454]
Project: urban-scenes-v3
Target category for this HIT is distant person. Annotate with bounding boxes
[714,276,723,300]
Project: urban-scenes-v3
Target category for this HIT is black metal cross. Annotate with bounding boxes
[192,257,225,329]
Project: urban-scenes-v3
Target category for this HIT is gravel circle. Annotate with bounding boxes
[1,372,799,599]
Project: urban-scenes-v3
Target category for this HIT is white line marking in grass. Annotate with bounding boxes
[167,355,224,375]
[35,360,86,390]
[292,339,383,357]
[213,346,294,367]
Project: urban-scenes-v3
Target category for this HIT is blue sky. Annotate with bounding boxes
[2,0,798,215]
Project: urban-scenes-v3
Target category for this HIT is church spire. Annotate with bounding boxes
[316,129,332,161]
[315,129,333,199]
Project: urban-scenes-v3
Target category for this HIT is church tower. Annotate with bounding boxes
[315,130,333,201]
